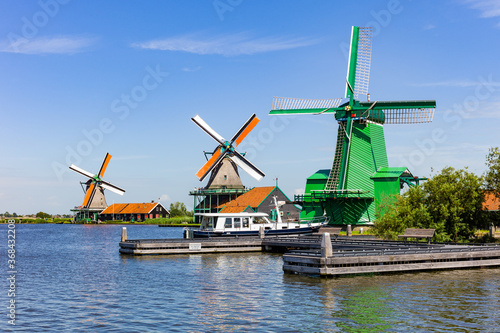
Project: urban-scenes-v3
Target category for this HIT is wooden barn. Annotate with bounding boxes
[218,186,301,221]
[100,202,169,222]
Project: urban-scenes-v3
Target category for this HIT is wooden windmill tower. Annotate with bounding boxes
[269,26,436,225]
[69,153,125,222]
[189,114,265,216]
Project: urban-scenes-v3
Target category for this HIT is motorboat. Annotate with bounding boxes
[184,196,328,238]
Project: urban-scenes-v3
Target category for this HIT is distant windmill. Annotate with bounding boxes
[269,26,436,225]
[192,113,265,186]
[69,153,125,209]
[190,114,265,220]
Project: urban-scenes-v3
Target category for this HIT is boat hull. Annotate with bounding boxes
[190,225,320,238]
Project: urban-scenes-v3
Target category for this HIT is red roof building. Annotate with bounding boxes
[483,191,500,212]
[100,202,170,222]
[218,186,300,221]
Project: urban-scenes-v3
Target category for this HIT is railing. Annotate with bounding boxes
[189,188,250,195]
[294,189,371,202]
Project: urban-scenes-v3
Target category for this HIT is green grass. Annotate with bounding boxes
[1,218,63,224]
[143,216,194,225]
[95,216,197,225]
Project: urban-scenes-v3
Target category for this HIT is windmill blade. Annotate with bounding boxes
[354,27,372,100]
[69,164,95,179]
[100,181,126,196]
[98,153,112,178]
[191,115,225,145]
[82,181,97,207]
[345,26,372,100]
[229,150,265,181]
[230,113,260,146]
[362,100,436,124]
[270,97,344,115]
[381,108,435,124]
[195,148,227,181]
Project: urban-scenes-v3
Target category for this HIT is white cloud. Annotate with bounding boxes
[411,79,500,88]
[159,194,170,202]
[182,66,202,72]
[465,0,500,18]
[294,188,305,196]
[0,36,96,55]
[464,0,500,26]
[423,24,436,30]
[131,32,321,56]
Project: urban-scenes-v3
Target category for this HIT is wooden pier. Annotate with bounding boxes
[119,237,264,255]
[283,233,500,276]
[119,228,500,277]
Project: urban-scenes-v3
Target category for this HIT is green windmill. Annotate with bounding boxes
[269,26,436,226]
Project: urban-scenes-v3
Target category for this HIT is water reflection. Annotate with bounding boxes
[4,224,500,332]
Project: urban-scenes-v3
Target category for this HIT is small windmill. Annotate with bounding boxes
[269,26,436,225]
[69,153,125,211]
[192,113,265,186]
[190,114,265,218]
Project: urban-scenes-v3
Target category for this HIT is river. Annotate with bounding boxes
[1,224,499,332]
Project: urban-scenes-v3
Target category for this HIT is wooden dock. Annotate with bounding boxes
[283,233,500,276]
[119,228,500,277]
[119,237,264,255]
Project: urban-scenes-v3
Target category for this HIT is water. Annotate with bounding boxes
[1,224,500,332]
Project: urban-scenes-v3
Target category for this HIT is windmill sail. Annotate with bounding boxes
[361,100,436,124]
[69,153,125,209]
[192,114,265,182]
[271,97,344,114]
[352,27,372,100]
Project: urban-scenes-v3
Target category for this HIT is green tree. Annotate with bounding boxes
[373,167,485,242]
[36,212,51,219]
[168,202,193,217]
[485,147,500,198]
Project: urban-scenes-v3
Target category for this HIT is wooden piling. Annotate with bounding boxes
[121,227,127,242]
[321,232,332,258]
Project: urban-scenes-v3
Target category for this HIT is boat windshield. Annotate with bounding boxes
[254,216,267,224]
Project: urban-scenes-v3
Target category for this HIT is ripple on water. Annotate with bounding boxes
[3,224,499,332]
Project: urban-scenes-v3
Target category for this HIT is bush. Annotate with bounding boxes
[373,167,485,242]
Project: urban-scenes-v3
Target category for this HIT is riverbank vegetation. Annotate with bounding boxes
[373,147,500,243]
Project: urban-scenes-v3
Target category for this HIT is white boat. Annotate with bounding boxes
[184,196,328,238]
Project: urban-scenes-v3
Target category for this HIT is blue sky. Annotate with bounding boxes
[1,0,500,215]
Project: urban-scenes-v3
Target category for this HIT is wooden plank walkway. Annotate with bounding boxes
[119,237,264,255]
[119,228,500,277]
[283,233,500,276]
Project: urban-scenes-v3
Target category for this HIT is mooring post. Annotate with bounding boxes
[321,232,333,258]
[259,226,265,239]
[121,227,127,242]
